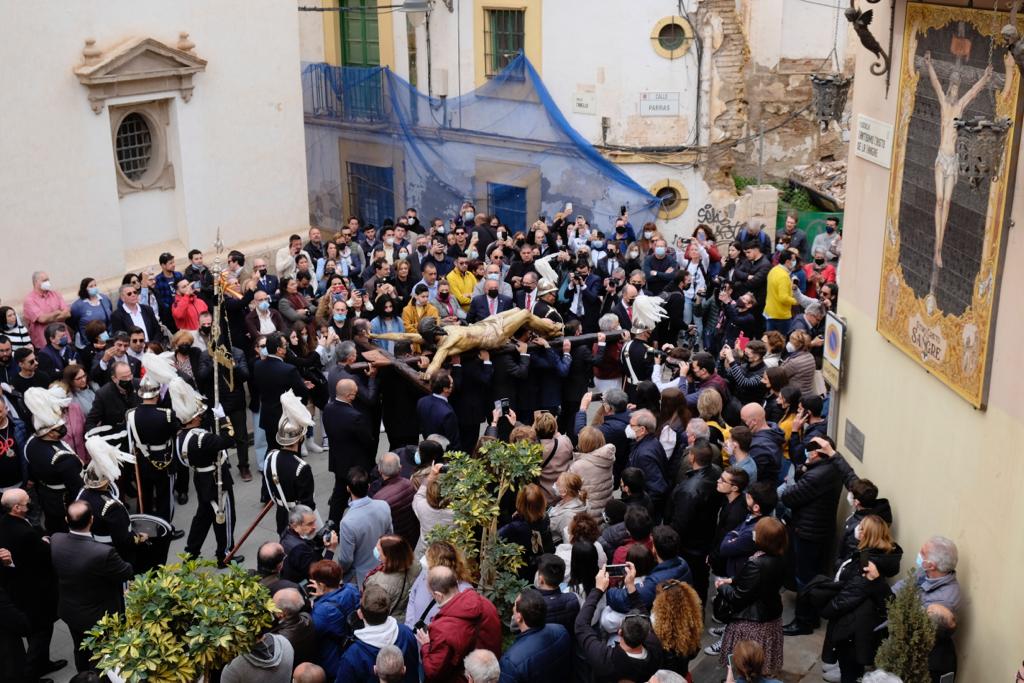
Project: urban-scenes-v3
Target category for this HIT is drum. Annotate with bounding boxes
[130,513,173,575]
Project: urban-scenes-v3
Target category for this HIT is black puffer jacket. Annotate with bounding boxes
[781,456,843,543]
[822,544,903,665]
[718,552,786,622]
[538,586,581,637]
[837,498,894,565]
[664,465,724,555]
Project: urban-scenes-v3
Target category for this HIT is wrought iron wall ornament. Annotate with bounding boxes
[846,0,895,94]
[1001,0,1024,75]
[811,73,852,130]
[954,116,1012,189]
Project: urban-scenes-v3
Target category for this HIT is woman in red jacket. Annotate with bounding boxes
[170,278,208,331]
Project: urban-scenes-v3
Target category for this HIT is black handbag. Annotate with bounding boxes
[712,589,735,624]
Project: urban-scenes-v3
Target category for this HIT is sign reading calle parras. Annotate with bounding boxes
[854,114,894,168]
[640,91,680,117]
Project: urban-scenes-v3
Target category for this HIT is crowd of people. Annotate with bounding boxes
[0,205,959,683]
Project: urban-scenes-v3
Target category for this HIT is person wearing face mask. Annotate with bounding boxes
[36,322,79,384]
[415,566,502,682]
[780,330,816,397]
[23,271,72,350]
[404,541,473,630]
[69,277,113,350]
[84,361,141,454]
[763,247,800,336]
[252,257,281,302]
[369,295,405,354]
[23,387,84,535]
[279,505,338,584]
[362,535,421,624]
[811,216,842,265]
[836,479,892,566]
[245,291,286,351]
[308,559,361,680]
[802,247,837,300]
[779,435,843,636]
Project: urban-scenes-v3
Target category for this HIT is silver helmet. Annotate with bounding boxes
[276,390,314,447]
[138,373,161,400]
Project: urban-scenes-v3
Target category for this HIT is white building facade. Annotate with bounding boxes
[0,0,310,301]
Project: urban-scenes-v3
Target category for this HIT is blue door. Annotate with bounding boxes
[347,162,395,228]
[488,182,527,233]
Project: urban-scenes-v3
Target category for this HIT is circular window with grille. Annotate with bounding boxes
[115,113,153,181]
[651,16,693,59]
[650,179,689,220]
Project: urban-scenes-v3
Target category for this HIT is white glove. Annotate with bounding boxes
[212,403,226,419]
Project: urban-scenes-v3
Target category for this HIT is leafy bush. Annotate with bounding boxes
[874,571,936,683]
[83,555,276,682]
[428,439,543,620]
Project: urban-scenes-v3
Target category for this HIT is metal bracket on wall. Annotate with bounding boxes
[846,0,896,96]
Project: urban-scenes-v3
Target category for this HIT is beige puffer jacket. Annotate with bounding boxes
[538,434,575,504]
[568,443,616,518]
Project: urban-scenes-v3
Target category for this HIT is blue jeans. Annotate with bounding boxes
[254,411,268,472]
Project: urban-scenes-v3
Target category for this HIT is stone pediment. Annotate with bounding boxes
[74,35,207,113]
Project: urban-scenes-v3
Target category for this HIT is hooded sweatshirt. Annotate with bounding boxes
[221,633,294,683]
[337,617,419,683]
[748,423,785,484]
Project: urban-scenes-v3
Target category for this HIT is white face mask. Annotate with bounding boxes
[847,491,856,507]
[563,526,571,543]
[553,483,561,498]
[751,530,757,543]
[419,555,429,572]
[624,425,637,440]
[786,342,796,354]
[724,441,735,456]
[854,524,863,541]
[40,280,53,291]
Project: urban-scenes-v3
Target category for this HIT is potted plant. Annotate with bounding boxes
[427,439,542,620]
[83,555,277,682]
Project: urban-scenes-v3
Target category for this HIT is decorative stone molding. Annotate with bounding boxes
[74,35,207,114]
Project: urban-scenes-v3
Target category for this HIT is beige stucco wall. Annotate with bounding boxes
[838,2,1024,680]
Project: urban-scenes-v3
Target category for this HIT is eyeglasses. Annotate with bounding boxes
[718,476,734,486]
[125,290,139,296]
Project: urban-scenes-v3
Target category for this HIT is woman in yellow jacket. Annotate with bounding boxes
[401,284,439,352]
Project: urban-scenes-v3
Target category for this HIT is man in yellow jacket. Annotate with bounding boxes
[445,254,477,312]
[764,247,799,334]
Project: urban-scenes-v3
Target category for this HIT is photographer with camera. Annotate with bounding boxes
[717,284,759,349]
[561,260,602,333]
[280,504,339,583]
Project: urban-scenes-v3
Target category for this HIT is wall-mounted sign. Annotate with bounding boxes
[573,91,596,115]
[854,114,894,169]
[844,419,865,462]
[640,91,679,117]
[823,311,845,388]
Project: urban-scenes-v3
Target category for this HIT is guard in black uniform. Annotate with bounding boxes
[75,437,138,568]
[262,389,317,534]
[171,377,242,567]
[127,372,182,532]
[23,387,83,535]
[533,277,565,325]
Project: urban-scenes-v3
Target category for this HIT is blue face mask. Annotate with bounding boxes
[654,247,667,257]
[99,332,110,342]
[413,450,421,465]
[258,347,268,358]
[592,241,604,250]
[58,337,69,348]
[486,274,500,282]
[257,301,271,312]
[826,226,836,234]
[333,313,347,323]
[87,286,99,297]
[373,546,381,562]
[915,553,925,569]
[776,243,786,252]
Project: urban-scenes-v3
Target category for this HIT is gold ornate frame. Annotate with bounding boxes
[877,3,1022,408]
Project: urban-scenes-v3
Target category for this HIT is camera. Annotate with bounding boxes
[590,391,604,402]
[321,519,335,545]
[438,464,449,474]
[645,348,666,361]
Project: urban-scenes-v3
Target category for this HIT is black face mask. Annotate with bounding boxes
[438,292,450,301]
[53,424,68,438]
[814,258,825,266]
[178,344,192,354]
[118,379,134,392]
[486,289,499,299]
[417,245,428,254]
[257,268,268,277]
[199,325,212,336]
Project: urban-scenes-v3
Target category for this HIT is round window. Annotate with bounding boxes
[657,186,681,210]
[658,23,687,52]
[115,113,153,181]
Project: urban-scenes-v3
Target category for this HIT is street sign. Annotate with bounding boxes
[640,91,680,117]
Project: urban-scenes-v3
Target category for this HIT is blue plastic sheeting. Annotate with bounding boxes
[302,54,661,233]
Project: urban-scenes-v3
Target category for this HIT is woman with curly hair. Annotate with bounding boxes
[554,511,608,581]
[404,541,474,630]
[650,579,704,678]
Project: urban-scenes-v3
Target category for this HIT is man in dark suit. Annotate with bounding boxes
[490,331,532,417]
[451,351,494,453]
[84,361,141,451]
[252,257,280,302]
[36,323,77,385]
[109,284,162,342]
[322,378,375,523]
[253,332,310,451]
[558,320,595,436]
[245,290,287,353]
[0,488,66,681]
[559,262,603,333]
[468,278,514,323]
[415,370,459,446]
[89,332,142,386]
[611,284,638,333]
[51,501,134,673]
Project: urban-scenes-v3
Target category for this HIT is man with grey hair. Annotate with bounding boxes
[859,671,903,683]
[576,387,632,484]
[23,270,71,349]
[894,535,961,612]
[292,662,327,683]
[279,504,337,583]
[625,409,669,511]
[272,587,317,665]
[593,314,626,394]
[371,452,419,550]
[464,648,501,683]
[373,644,406,683]
[647,670,686,683]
